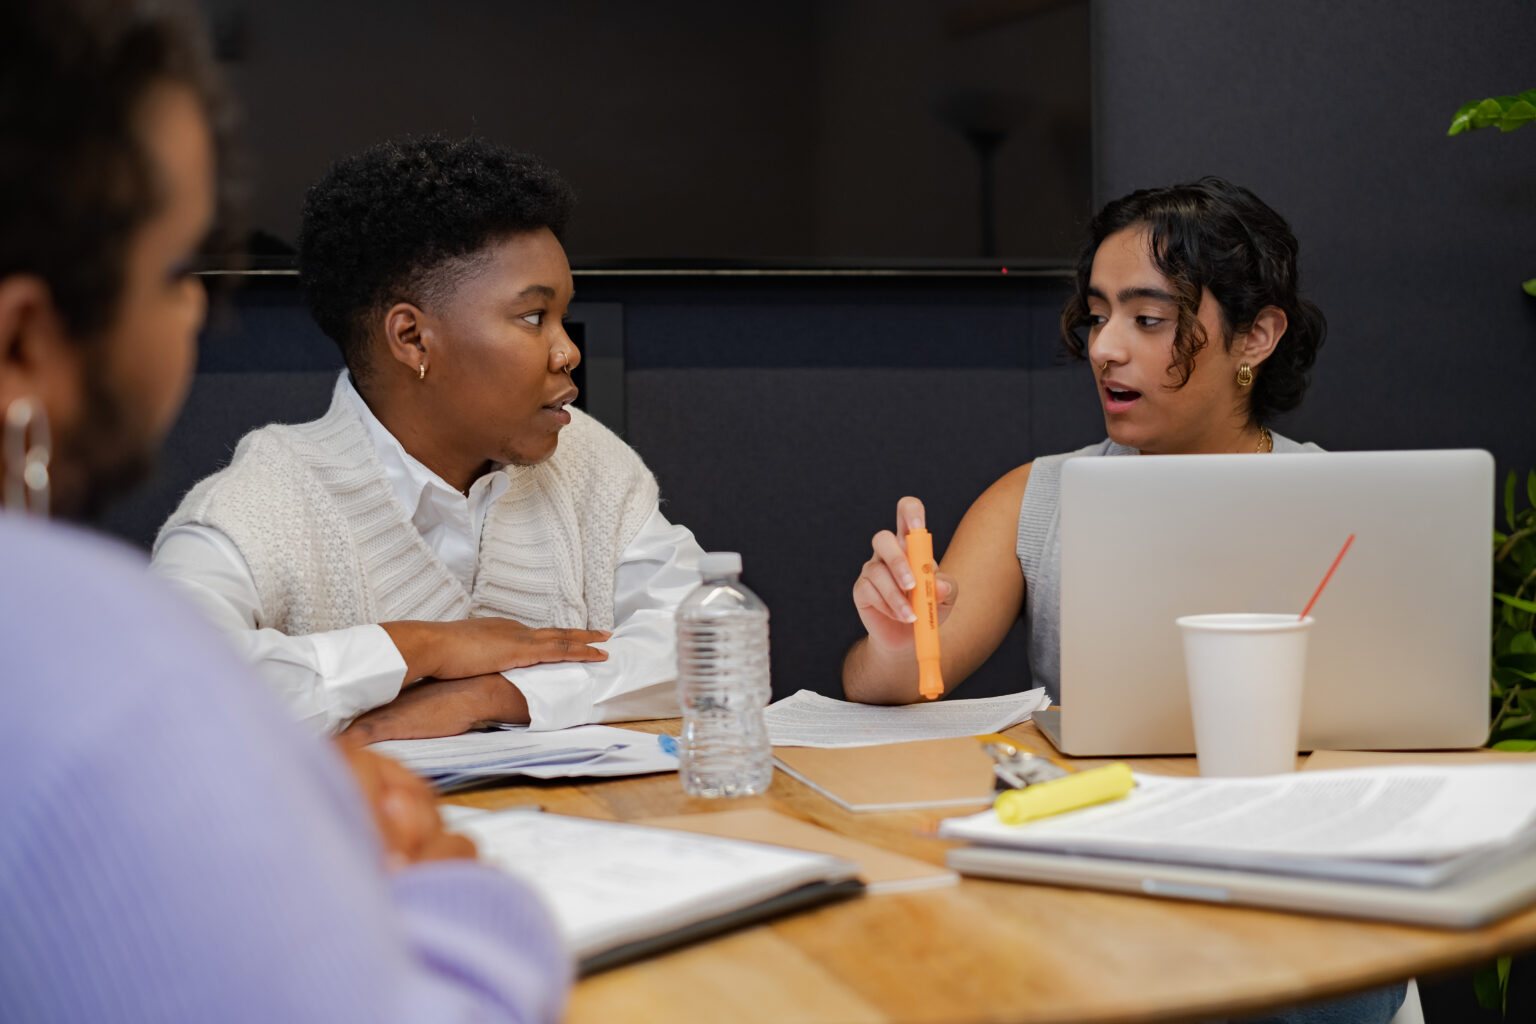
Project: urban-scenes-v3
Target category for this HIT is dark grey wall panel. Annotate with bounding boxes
[626,366,1102,700]
[1092,0,1536,472]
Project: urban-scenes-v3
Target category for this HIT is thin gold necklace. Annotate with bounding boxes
[1257,426,1273,453]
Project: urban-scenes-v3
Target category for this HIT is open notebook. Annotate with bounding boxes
[449,808,864,974]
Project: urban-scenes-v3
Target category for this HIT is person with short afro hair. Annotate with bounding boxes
[298,137,576,388]
[153,135,705,740]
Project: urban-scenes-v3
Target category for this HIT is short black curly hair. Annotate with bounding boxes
[1060,176,1326,426]
[297,136,576,382]
[0,0,229,342]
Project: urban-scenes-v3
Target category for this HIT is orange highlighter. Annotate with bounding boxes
[905,527,944,700]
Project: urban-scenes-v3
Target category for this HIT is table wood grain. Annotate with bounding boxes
[445,721,1536,1024]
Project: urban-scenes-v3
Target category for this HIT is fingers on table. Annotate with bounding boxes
[516,627,611,665]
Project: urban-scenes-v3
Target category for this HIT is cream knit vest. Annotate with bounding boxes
[156,389,660,636]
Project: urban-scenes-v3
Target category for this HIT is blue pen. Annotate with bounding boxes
[657,734,679,757]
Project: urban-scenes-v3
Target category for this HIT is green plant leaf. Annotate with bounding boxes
[1493,739,1536,751]
[1494,666,1535,691]
[1473,97,1507,129]
[1511,632,1536,654]
[1449,93,1536,135]
[1506,471,1517,531]
[1496,651,1536,670]
[1523,277,1536,297]
[1502,99,1536,131]
[1449,99,1479,135]
[1493,716,1536,743]
[1474,960,1503,1010]
[1496,592,1536,614]
[1486,669,1523,693]
[1526,471,1536,512]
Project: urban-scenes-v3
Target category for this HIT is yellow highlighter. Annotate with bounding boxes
[993,762,1136,826]
[904,527,944,700]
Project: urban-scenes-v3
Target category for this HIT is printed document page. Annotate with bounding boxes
[941,764,1536,869]
[765,688,1049,748]
[369,724,676,785]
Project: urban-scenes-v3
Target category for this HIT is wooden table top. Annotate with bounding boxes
[445,721,1536,1024]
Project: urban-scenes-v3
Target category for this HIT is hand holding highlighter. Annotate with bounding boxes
[904,527,944,700]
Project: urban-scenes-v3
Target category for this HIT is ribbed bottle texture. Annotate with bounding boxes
[675,552,773,798]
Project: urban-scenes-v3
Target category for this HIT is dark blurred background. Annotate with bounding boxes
[200,0,1092,263]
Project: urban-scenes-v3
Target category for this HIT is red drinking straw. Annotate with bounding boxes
[1299,533,1355,620]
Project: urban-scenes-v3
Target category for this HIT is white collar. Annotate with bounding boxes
[335,372,509,526]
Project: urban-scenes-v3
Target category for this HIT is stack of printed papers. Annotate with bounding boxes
[369,724,677,791]
[940,763,1536,886]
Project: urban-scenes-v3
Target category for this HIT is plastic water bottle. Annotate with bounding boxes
[675,551,773,797]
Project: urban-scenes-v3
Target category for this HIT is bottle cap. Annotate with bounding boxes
[698,551,743,577]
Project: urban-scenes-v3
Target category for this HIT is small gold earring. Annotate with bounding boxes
[417,363,426,382]
[1235,363,1253,388]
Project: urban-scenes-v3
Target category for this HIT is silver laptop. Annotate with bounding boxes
[1034,449,1492,756]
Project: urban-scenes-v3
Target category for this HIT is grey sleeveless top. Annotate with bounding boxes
[1015,433,1322,699]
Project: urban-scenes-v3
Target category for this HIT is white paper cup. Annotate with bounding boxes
[1176,613,1313,777]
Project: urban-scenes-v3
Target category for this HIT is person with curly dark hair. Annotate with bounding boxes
[152,136,704,742]
[844,177,1330,705]
[840,171,1407,1024]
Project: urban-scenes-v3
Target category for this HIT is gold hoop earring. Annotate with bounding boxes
[1235,363,1254,388]
[4,396,50,517]
[417,363,426,382]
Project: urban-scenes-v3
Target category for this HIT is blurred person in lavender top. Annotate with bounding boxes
[0,1,568,1020]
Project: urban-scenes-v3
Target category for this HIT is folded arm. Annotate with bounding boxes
[341,508,704,742]
[152,525,612,735]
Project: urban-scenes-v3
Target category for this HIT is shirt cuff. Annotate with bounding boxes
[503,663,594,732]
[312,623,409,726]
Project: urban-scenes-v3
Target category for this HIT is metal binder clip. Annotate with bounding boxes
[981,739,1070,791]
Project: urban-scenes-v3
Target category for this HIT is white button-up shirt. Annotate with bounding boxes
[152,377,703,735]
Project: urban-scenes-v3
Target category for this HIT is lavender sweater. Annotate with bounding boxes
[0,516,570,1023]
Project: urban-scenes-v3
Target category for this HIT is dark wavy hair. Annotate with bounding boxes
[297,136,576,383]
[0,0,229,341]
[1060,177,1326,425]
